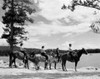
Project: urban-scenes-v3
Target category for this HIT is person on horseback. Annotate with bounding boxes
[68,43,75,59]
[40,46,48,61]
[55,48,60,62]
[20,43,27,60]
[56,48,59,56]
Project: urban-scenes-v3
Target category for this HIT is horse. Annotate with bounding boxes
[61,48,88,71]
[28,50,61,70]
[47,51,61,70]
[28,53,47,70]
[28,50,60,70]
[11,50,29,69]
[11,50,47,70]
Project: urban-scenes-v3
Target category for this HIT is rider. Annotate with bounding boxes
[56,48,59,56]
[68,43,75,58]
[55,48,60,62]
[20,43,27,60]
[40,46,48,61]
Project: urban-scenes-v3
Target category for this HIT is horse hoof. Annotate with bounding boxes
[9,66,12,68]
[63,69,65,71]
[65,70,67,71]
[14,65,18,68]
[36,66,40,70]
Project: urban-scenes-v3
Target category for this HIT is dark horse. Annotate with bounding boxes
[11,51,47,70]
[11,51,29,69]
[61,48,88,71]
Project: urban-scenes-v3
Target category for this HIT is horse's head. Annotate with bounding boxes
[81,48,88,55]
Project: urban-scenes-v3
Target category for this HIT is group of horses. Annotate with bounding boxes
[11,48,88,71]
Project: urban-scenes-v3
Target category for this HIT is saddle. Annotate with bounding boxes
[68,50,76,56]
[67,51,77,61]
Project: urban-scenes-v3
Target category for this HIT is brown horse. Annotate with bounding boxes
[47,51,61,70]
[28,53,47,70]
[12,51,29,69]
[28,51,60,70]
[11,51,48,70]
[61,48,88,71]
[28,50,61,70]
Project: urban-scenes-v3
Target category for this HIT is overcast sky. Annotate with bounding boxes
[0,0,100,50]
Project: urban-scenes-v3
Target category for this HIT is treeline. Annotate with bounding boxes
[0,46,100,56]
[86,49,100,54]
[0,50,10,56]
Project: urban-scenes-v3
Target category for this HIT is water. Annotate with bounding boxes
[78,53,100,68]
[65,53,100,68]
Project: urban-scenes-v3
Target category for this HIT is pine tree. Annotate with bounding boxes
[1,0,35,67]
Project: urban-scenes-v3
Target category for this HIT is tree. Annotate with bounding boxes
[61,0,100,32]
[90,20,100,33]
[1,0,35,67]
[61,0,100,11]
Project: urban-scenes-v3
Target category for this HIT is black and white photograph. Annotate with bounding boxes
[0,0,100,79]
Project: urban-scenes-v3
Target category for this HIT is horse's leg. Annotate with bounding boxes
[23,60,26,68]
[23,59,27,68]
[75,61,78,71]
[26,59,29,69]
[35,63,40,70]
[27,60,29,69]
[35,64,38,70]
[44,62,48,69]
[63,60,67,71]
[12,57,17,68]
[49,63,51,70]
[54,62,56,69]
[62,61,64,71]
[23,56,29,69]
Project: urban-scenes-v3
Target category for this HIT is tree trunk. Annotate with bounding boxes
[9,50,13,67]
[9,0,14,67]
[9,43,14,67]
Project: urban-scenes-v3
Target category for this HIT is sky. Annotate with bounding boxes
[0,0,100,50]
